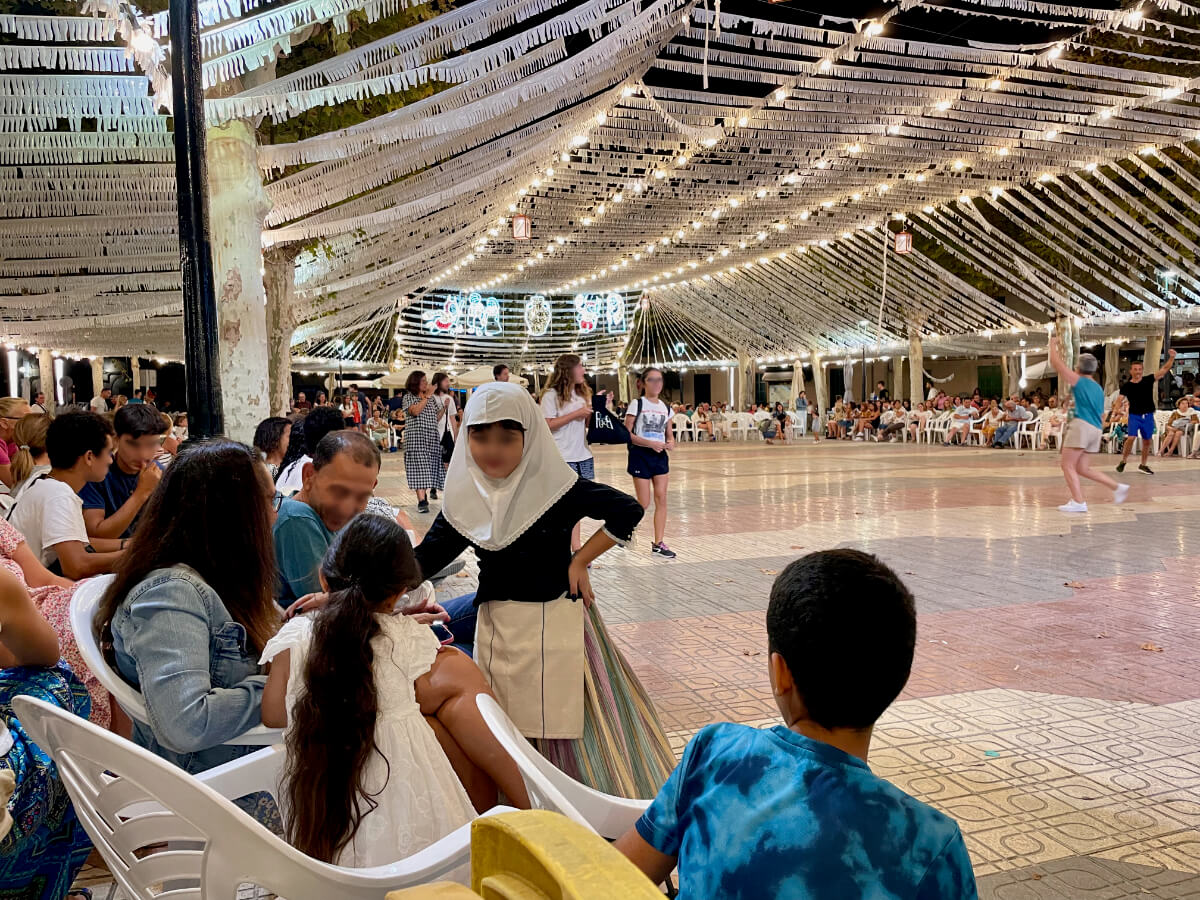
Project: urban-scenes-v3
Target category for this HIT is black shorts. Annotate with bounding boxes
[627,444,670,479]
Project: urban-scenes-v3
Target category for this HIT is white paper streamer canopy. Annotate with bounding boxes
[3,0,1200,364]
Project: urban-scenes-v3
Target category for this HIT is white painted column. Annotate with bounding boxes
[131,357,141,398]
[1104,342,1120,396]
[892,356,905,401]
[90,356,105,399]
[264,249,298,417]
[908,330,923,406]
[617,365,629,404]
[208,119,271,442]
[735,351,753,411]
[811,349,828,419]
[37,349,55,413]
[1057,318,1074,403]
[1144,333,1163,372]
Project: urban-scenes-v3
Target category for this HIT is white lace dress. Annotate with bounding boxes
[260,613,477,869]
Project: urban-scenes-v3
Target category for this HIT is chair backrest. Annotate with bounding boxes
[14,695,475,899]
[475,695,590,829]
[69,573,149,724]
[670,414,690,431]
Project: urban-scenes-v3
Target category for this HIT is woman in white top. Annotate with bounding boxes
[541,354,594,552]
[625,367,676,559]
[430,373,459,501]
[261,514,528,871]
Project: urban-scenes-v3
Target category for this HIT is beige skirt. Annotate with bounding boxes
[475,596,585,740]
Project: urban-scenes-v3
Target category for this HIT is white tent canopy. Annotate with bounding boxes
[451,366,529,389]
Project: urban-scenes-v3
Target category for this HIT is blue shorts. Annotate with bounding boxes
[627,445,669,479]
[1128,412,1156,440]
[567,458,595,480]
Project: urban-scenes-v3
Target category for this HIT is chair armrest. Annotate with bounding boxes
[222,724,284,746]
[539,769,650,839]
[195,745,285,801]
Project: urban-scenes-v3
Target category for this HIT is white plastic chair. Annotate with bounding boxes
[1015,416,1041,449]
[671,413,695,442]
[729,413,755,441]
[15,695,507,899]
[475,694,647,840]
[928,411,953,443]
[70,574,282,747]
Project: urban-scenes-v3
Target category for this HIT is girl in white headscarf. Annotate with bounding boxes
[416,382,674,798]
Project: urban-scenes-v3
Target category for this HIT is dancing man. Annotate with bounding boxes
[1117,348,1175,475]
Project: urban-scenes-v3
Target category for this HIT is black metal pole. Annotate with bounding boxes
[170,0,223,439]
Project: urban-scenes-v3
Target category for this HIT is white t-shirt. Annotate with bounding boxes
[541,390,591,463]
[275,454,311,496]
[629,398,670,443]
[8,476,89,568]
[89,395,108,413]
[437,394,457,439]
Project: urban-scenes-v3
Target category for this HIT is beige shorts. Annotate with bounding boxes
[1063,419,1102,453]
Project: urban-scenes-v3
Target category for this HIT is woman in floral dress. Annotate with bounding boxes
[0,517,108,727]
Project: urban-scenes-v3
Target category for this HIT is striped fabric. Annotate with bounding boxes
[535,605,675,799]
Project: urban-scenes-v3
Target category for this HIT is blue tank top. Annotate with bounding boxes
[1072,377,1104,429]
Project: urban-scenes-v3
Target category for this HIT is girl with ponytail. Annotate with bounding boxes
[260,513,527,868]
[10,414,51,501]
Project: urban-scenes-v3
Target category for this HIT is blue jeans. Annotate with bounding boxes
[441,593,477,657]
[992,423,1020,447]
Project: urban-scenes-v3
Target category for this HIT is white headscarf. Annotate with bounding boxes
[442,381,578,551]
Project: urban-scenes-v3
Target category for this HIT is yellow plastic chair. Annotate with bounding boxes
[387,810,662,900]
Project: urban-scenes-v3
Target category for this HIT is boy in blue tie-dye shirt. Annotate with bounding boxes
[616,550,978,899]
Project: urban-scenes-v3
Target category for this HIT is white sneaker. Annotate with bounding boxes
[1113,483,1130,505]
[1058,500,1088,513]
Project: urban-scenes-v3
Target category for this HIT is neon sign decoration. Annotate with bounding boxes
[423,293,502,337]
[524,295,552,337]
[574,292,627,335]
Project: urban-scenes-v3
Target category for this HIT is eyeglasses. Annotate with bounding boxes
[272,492,285,511]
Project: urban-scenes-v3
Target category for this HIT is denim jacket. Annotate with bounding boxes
[110,565,267,774]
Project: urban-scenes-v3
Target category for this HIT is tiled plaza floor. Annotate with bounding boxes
[381,439,1200,898]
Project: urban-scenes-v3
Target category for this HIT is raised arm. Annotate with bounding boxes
[1048,333,1079,387]
[1155,348,1177,380]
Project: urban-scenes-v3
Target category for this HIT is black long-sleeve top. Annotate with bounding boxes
[415,478,644,606]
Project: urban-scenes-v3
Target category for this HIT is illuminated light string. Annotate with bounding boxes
[460,1,1165,295]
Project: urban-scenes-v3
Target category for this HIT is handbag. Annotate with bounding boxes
[587,393,632,445]
[440,429,454,464]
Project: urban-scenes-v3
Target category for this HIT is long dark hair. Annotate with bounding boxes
[432,372,450,395]
[253,416,290,458]
[284,514,424,863]
[95,440,278,656]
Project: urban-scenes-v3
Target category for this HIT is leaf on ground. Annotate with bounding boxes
[741,650,761,657]
[761,569,778,575]
[1031,873,1043,881]
[1095,633,1107,639]
[1064,581,1086,588]
[1141,643,1164,652]
[790,545,805,550]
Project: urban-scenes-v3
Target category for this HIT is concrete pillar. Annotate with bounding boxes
[790,363,804,406]
[892,356,905,401]
[811,349,828,418]
[37,349,55,413]
[617,365,630,404]
[90,356,105,399]
[908,330,923,406]
[1057,318,1074,403]
[1144,333,1163,372]
[1104,342,1120,396]
[1002,353,1020,397]
[264,248,299,417]
[735,352,753,411]
[209,119,271,443]
[131,357,141,398]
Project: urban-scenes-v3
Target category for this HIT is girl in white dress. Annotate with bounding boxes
[260,514,527,868]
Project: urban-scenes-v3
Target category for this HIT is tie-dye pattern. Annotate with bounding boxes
[636,723,978,899]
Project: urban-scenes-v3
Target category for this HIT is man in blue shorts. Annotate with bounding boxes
[1118,348,1175,475]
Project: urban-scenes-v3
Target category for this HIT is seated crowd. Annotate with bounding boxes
[0,390,988,898]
